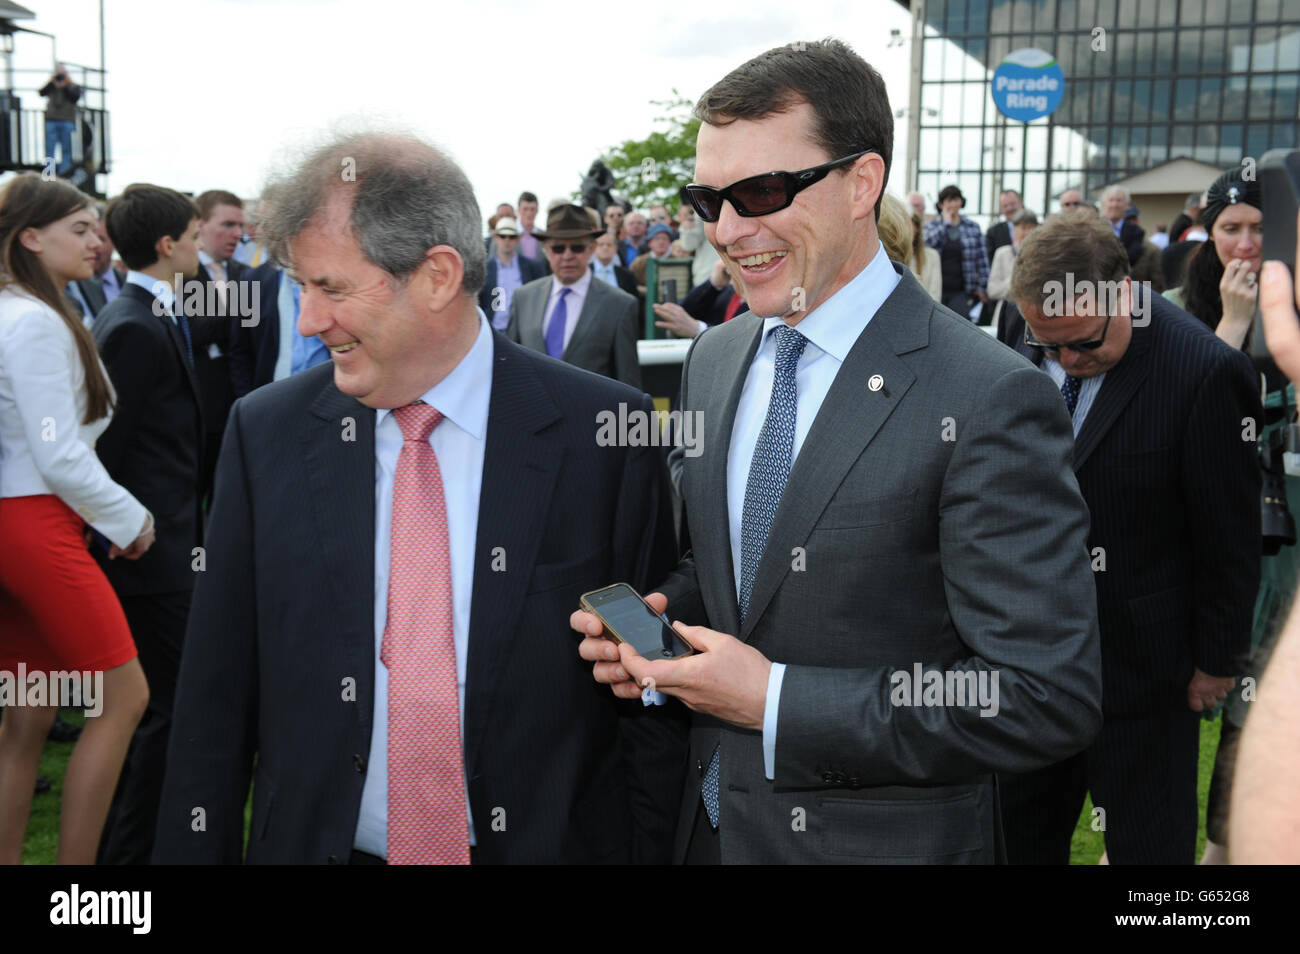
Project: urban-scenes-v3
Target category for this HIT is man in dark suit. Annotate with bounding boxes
[985,188,1020,262]
[590,230,639,298]
[999,211,1260,864]
[154,132,685,865]
[575,39,1102,864]
[507,204,641,389]
[478,217,545,330]
[189,190,248,505]
[91,184,205,864]
[1101,184,1147,268]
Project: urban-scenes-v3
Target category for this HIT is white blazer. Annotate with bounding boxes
[0,286,149,547]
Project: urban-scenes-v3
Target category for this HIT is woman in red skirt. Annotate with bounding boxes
[0,174,153,864]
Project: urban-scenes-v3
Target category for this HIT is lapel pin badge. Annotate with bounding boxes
[868,374,884,392]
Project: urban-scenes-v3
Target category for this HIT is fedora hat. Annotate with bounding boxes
[533,203,604,242]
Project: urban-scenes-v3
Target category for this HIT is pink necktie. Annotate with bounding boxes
[383,402,469,865]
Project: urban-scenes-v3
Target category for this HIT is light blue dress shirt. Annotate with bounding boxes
[353,312,493,858]
[491,254,523,330]
[591,260,618,288]
[723,244,901,780]
[65,281,94,328]
[1041,356,1105,435]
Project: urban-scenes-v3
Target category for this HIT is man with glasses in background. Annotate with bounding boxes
[999,210,1260,865]
[506,204,640,388]
[572,39,1104,864]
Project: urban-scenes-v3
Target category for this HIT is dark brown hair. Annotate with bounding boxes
[694,38,893,219]
[1180,240,1225,331]
[0,174,112,422]
[194,189,243,221]
[1010,209,1130,312]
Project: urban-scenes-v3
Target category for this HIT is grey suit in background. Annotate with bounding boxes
[506,275,641,389]
[659,265,1103,863]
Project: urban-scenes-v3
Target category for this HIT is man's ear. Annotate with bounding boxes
[156,233,175,262]
[422,245,466,312]
[852,153,887,222]
[18,227,42,255]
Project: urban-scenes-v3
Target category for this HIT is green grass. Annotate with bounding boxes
[21,711,1224,864]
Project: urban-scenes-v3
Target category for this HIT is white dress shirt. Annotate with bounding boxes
[722,244,901,779]
[354,312,494,858]
[273,270,296,381]
[542,269,593,353]
[0,287,149,547]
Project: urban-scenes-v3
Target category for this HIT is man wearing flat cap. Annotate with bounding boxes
[507,204,641,388]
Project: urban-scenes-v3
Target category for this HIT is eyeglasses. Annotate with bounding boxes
[1060,200,1083,208]
[548,242,590,255]
[1023,311,1113,353]
[680,149,874,222]
[496,233,519,240]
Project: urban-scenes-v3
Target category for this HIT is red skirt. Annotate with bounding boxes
[0,494,137,673]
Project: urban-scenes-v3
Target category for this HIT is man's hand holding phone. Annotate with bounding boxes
[572,588,774,731]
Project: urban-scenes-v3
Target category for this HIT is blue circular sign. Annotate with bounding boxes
[991,48,1065,122]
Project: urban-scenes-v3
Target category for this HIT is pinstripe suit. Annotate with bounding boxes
[1000,286,1262,864]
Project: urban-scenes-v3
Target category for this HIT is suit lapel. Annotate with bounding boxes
[463,337,563,778]
[1071,305,1153,471]
[740,271,926,640]
[562,279,601,362]
[303,379,377,741]
[526,281,549,351]
[694,317,763,639]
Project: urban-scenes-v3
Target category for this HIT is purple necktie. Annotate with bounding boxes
[545,287,570,358]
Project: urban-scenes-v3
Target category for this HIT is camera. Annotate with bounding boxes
[1260,422,1296,555]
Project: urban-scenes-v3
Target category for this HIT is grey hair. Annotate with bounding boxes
[1011,207,1038,227]
[1102,184,1129,202]
[259,131,486,295]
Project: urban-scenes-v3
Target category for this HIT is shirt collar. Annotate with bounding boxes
[375,310,493,441]
[125,269,176,315]
[756,241,900,363]
[551,268,592,298]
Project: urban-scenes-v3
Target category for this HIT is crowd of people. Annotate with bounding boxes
[0,35,1296,866]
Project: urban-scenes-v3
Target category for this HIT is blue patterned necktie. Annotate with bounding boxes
[1060,374,1081,417]
[545,287,570,358]
[702,323,809,830]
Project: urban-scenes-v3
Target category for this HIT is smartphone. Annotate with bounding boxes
[1253,148,1300,358]
[660,278,678,303]
[579,583,694,660]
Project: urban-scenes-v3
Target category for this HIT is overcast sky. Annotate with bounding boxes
[8,0,914,225]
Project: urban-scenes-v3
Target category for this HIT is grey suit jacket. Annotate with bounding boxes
[506,275,641,389]
[659,264,1103,863]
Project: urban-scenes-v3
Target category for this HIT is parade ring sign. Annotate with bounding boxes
[992,48,1065,122]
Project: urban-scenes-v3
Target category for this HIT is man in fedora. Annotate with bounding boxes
[479,217,545,331]
[507,203,641,388]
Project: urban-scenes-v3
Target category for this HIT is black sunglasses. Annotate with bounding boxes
[547,242,591,255]
[1023,311,1113,353]
[680,150,874,222]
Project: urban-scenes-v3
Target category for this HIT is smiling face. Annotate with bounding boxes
[1211,203,1262,275]
[289,196,444,408]
[23,203,101,286]
[695,101,880,321]
[198,202,245,262]
[999,191,1022,220]
[1102,189,1128,223]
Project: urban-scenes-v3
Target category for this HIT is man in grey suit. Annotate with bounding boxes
[506,204,641,389]
[573,39,1103,864]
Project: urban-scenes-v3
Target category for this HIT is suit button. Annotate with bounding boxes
[353,754,365,773]
[822,772,834,783]
[327,854,338,864]
[697,760,704,778]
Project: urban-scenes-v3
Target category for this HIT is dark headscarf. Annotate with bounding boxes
[1201,166,1262,232]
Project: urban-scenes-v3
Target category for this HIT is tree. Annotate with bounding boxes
[581,91,699,213]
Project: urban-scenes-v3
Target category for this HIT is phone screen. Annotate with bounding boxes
[583,584,694,659]
[1256,149,1300,358]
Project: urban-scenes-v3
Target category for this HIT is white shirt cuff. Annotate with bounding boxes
[762,662,786,780]
[696,319,708,336]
